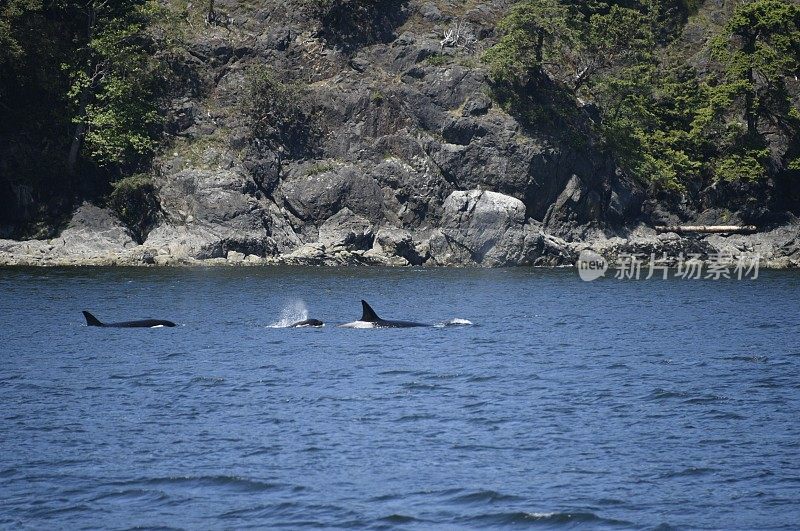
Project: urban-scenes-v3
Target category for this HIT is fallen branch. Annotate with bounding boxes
[655,225,758,234]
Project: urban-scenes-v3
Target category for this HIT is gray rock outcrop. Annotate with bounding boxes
[428,190,530,266]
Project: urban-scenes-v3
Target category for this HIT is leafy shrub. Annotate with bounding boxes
[370,90,384,104]
[241,66,317,158]
[108,173,160,242]
[425,53,448,66]
[299,0,407,49]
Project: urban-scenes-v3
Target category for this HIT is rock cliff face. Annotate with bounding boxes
[0,0,798,268]
[129,0,643,265]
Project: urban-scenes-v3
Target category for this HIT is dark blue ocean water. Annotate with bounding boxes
[1,266,799,530]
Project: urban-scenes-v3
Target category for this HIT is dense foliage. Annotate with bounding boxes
[0,0,175,235]
[485,0,800,192]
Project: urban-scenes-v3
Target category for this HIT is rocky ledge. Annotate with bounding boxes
[1,194,798,269]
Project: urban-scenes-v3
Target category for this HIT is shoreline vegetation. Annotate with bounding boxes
[2,0,799,267]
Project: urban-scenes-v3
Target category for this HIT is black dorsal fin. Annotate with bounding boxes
[360,300,381,322]
[82,311,103,326]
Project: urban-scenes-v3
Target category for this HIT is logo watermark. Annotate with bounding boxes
[577,250,608,281]
[576,251,760,281]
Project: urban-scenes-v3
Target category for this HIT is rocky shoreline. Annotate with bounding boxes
[4,1,799,270]
[2,195,798,269]
[3,1,800,273]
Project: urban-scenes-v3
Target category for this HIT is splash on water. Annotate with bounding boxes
[269,300,309,328]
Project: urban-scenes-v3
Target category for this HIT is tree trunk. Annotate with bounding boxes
[67,92,90,176]
[67,4,96,177]
[744,35,757,138]
[745,70,757,138]
[535,29,544,65]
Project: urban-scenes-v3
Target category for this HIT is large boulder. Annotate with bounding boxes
[428,190,531,266]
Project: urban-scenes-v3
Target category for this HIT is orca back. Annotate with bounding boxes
[111,319,176,328]
[358,301,428,327]
[361,300,381,322]
[289,319,324,328]
[82,311,175,328]
[82,311,104,327]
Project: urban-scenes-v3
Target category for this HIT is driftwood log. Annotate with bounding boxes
[655,225,758,234]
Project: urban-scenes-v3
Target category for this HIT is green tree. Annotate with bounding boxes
[66,0,165,175]
[485,1,653,99]
[711,0,800,139]
[704,0,800,181]
[558,4,654,96]
[483,0,573,86]
[594,63,707,191]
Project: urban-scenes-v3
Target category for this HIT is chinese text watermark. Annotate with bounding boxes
[576,250,760,281]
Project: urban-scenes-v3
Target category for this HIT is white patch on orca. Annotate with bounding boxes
[269,300,309,328]
[150,324,165,328]
[339,321,376,329]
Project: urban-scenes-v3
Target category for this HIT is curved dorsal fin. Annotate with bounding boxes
[360,300,381,322]
[82,311,103,326]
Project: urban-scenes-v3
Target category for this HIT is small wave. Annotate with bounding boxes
[377,513,419,524]
[109,371,156,381]
[396,413,436,422]
[377,369,420,376]
[645,388,689,400]
[596,498,625,506]
[242,446,282,457]
[466,375,496,383]
[754,377,782,388]
[90,488,170,504]
[29,504,92,518]
[659,466,716,478]
[116,475,279,493]
[755,322,780,329]
[726,354,768,363]
[186,376,226,387]
[704,409,746,420]
[268,300,309,328]
[683,394,727,404]
[401,381,443,391]
[449,489,523,504]
[459,510,630,527]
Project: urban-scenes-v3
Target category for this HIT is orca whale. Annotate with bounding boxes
[82,311,176,328]
[340,300,428,328]
[287,318,324,328]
